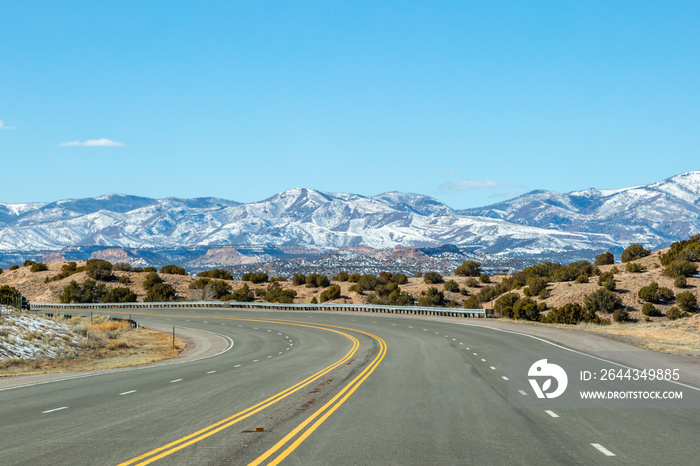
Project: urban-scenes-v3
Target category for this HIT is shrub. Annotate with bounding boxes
[612,308,629,322]
[60,279,107,303]
[641,303,661,317]
[242,272,269,284]
[118,276,131,284]
[332,271,349,282]
[666,307,682,320]
[0,285,21,301]
[143,266,157,273]
[495,292,520,318]
[465,277,479,288]
[305,273,330,288]
[9,265,19,270]
[145,283,176,302]
[142,272,163,290]
[30,262,48,272]
[418,287,445,307]
[23,260,36,267]
[479,273,491,284]
[86,259,114,281]
[625,262,646,273]
[621,244,651,262]
[674,275,687,288]
[638,282,674,303]
[271,276,287,282]
[160,265,187,275]
[423,272,444,284]
[103,287,138,303]
[524,277,547,297]
[663,260,698,278]
[413,271,422,278]
[660,234,700,265]
[463,295,481,309]
[197,269,233,280]
[575,274,589,284]
[320,285,341,303]
[594,252,615,266]
[443,280,460,293]
[454,261,482,277]
[113,262,132,272]
[676,291,697,312]
[540,303,605,325]
[310,296,318,304]
[292,273,307,285]
[46,261,86,283]
[223,284,255,302]
[584,288,621,314]
[264,283,297,303]
[189,277,211,289]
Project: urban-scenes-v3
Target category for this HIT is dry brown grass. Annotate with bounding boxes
[0,314,185,377]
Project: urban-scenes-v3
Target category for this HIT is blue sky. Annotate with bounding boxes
[1,1,698,209]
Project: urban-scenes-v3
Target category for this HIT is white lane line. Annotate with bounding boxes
[444,335,448,338]
[207,370,216,374]
[459,342,463,345]
[452,338,456,341]
[278,333,282,335]
[220,323,226,326]
[119,390,137,396]
[473,353,478,356]
[254,328,258,330]
[234,364,241,368]
[518,390,528,396]
[481,358,486,362]
[435,332,439,334]
[591,444,616,456]
[268,329,272,332]
[278,352,283,355]
[408,326,413,328]
[502,376,509,380]
[392,324,397,326]
[203,321,208,324]
[42,406,68,414]
[253,360,259,363]
[423,329,427,331]
[490,366,496,370]
[286,348,290,351]
[545,410,559,418]
[466,347,470,350]
[238,325,243,327]
[267,355,273,358]
[170,379,183,383]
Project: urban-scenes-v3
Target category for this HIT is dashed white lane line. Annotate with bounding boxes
[267,355,273,358]
[254,328,258,330]
[423,329,427,331]
[207,371,216,374]
[286,348,290,351]
[203,321,208,324]
[502,376,509,380]
[267,330,272,332]
[278,352,283,355]
[481,359,486,362]
[490,366,496,370]
[238,325,242,327]
[119,390,137,396]
[234,364,241,368]
[473,353,478,356]
[545,410,559,418]
[220,323,226,326]
[591,444,616,456]
[253,360,259,363]
[435,332,439,334]
[42,406,68,413]
[392,324,397,326]
[170,379,183,383]
[408,326,413,328]
[452,338,456,341]
[444,335,449,338]
[518,390,528,396]
[278,333,282,335]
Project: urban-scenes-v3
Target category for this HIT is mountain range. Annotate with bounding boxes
[0,171,698,270]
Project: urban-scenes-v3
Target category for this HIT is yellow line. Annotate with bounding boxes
[249,333,387,466]
[115,314,360,466]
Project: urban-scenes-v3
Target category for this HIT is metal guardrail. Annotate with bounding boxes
[31,301,491,318]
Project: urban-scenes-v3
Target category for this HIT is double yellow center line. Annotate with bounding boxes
[111,313,384,465]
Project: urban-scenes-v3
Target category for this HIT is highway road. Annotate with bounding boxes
[1,308,698,465]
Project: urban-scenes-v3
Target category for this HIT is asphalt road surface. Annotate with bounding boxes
[1,308,698,465]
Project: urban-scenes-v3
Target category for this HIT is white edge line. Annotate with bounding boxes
[455,322,700,393]
[119,390,136,395]
[170,379,183,383]
[591,443,615,456]
[0,327,234,392]
[42,406,68,413]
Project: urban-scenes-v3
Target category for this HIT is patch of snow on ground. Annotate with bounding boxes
[0,307,82,360]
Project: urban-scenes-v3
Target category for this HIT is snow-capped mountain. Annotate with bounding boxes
[0,171,699,265]
[460,171,700,248]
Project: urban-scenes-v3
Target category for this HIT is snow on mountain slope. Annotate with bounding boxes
[0,171,699,258]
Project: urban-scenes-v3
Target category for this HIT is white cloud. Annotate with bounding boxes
[0,120,16,130]
[58,138,125,147]
[439,179,521,194]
